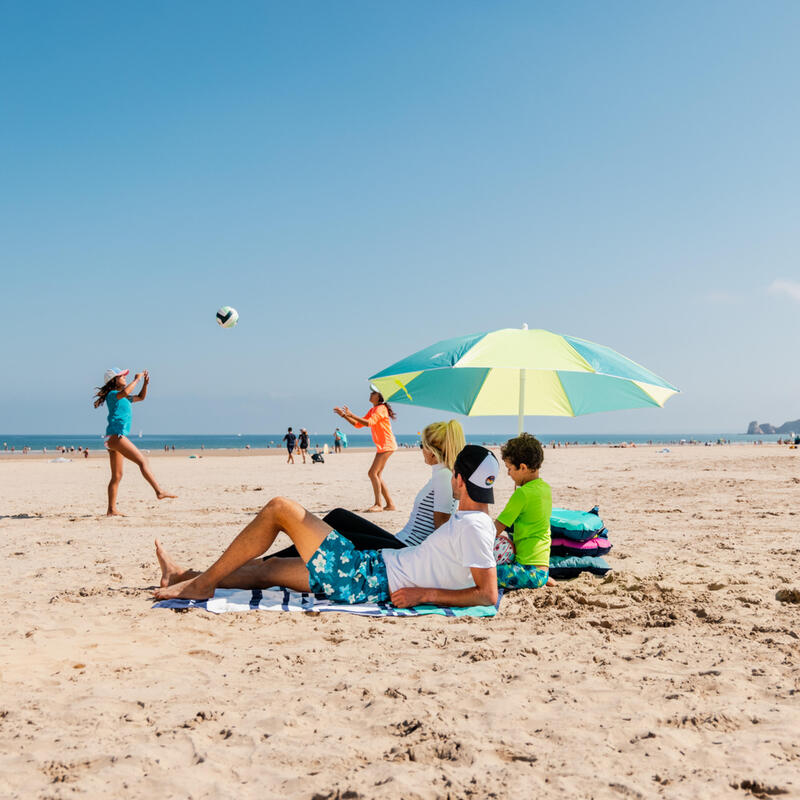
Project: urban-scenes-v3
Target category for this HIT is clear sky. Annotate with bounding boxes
[2,1,799,436]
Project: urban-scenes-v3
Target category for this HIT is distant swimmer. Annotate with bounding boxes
[93,368,177,516]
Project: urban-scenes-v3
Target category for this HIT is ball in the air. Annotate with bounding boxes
[493,533,515,565]
[216,306,239,328]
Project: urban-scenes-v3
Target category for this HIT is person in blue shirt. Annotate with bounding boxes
[93,368,176,516]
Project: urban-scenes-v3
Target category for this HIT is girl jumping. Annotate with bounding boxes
[93,368,176,516]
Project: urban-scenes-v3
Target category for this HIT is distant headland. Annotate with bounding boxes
[747,419,800,434]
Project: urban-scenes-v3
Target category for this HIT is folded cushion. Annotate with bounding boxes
[550,536,612,557]
[548,555,611,580]
[550,507,607,542]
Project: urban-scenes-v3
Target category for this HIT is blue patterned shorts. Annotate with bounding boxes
[306,531,391,604]
[496,562,549,590]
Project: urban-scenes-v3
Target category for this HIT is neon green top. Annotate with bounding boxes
[496,478,552,566]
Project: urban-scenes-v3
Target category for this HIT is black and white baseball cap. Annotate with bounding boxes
[454,445,498,503]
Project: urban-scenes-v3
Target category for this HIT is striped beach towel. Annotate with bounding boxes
[153,587,503,618]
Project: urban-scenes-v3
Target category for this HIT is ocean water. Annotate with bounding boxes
[0,431,792,453]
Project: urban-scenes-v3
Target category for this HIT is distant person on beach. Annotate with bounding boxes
[266,421,467,563]
[153,445,498,609]
[494,433,551,590]
[93,368,176,516]
[298,428,309,464]
[283,427,297,464]
[334,384,397,512]
[333,427,343,453]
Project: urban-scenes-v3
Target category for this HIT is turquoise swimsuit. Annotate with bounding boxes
[105,390,132,437]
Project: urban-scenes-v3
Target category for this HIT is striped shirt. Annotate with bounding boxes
[395,464,458,546]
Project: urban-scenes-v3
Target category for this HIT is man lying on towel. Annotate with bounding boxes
[153,445,499,608]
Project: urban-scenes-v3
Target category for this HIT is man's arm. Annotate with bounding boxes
[390,566,498,608]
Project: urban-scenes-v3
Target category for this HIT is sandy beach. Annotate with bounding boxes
[1,445,798,799]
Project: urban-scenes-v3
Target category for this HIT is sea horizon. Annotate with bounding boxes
[1,430,794,452]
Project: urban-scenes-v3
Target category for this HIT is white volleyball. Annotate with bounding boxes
[216,306,239,328]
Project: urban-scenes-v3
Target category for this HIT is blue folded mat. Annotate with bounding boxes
[548,555,611,580]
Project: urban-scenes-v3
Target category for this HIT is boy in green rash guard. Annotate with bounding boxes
[494,433,552,590]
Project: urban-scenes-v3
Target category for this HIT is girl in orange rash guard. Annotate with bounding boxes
[334,384,398,512]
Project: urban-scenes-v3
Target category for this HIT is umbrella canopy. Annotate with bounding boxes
[369,327,679,433]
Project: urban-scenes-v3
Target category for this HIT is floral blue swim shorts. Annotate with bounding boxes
[306,531,391,604]
[496,562,549,590]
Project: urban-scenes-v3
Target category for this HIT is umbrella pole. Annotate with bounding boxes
[517,323,527,435]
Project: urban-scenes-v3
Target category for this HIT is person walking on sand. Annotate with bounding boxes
[335,384,397,512]
[93,368,176,516]
[283,427,297,464]
[333,427,343,453]
[298,428,310,464]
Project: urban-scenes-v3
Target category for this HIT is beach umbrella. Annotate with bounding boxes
[369,325,679,434]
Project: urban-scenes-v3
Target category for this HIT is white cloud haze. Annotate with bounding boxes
[768,279,800,302]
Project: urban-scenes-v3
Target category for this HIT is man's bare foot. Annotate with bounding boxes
[365,504,383,513]
[156,492,178,500]
[106,509,125,517]
[153,575,216,601]
[155,539,184,588]
[546,577,557,587]
[383,504,397,511]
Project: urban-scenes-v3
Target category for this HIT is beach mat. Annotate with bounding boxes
[153,587,503,618]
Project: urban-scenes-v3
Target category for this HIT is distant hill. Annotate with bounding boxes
[747,419,800,434]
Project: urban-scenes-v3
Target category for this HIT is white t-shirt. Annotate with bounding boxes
[382,510,496,593]
[394,463,458,546]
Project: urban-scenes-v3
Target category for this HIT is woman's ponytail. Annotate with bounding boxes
[422,419,466,471]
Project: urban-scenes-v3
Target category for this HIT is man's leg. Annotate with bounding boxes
[266,508,403,559]
[156,540,310,591]
[153,497,331,600]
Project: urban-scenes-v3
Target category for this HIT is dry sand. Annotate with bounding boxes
[1,445,798,799]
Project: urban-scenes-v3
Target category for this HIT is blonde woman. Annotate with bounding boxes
[266,420,467,558]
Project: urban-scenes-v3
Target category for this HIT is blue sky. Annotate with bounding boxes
[2,1,798,435]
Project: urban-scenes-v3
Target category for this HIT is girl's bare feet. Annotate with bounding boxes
[365,504,383,513]
[383,504,397,511]
[106,509,125,517]
[156,492,177,500]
